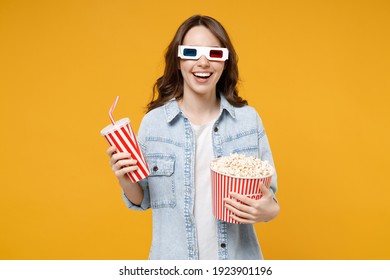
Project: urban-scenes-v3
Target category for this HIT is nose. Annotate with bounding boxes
[197,55,210,67]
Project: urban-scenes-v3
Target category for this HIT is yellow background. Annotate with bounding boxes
[1,0,389,259]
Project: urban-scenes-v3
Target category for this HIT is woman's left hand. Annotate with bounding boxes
[223,182,280,224]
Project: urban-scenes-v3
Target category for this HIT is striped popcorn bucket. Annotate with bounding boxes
[210,164,273,224]
[101,118,150,182]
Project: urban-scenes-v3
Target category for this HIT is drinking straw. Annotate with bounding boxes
[109,96,120,125]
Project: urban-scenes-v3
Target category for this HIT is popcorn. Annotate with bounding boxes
[210,154,273,178]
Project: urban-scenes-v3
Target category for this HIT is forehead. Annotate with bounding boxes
[182,26,222,47]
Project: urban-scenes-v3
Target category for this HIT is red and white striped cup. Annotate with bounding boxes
[101,118,150,182]
[210,163,273,224]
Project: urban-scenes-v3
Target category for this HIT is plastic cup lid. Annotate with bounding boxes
[100,118,130,136]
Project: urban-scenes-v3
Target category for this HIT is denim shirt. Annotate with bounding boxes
[122,94,277,260]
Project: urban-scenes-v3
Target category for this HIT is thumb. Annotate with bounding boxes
[259,181,271,198]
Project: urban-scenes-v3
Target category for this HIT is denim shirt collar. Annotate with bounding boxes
[164,93,236,123]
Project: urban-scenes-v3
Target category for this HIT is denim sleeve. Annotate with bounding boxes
[256,113,278,201]
[121,178,150,210]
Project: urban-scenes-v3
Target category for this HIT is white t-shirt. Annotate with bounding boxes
[191,120,218,260]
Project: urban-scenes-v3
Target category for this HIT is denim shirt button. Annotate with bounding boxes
[220,243,226,248]
[213,126,219,132]
[152,166,158,172]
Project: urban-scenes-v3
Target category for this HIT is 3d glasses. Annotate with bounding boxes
[178,45,229,61]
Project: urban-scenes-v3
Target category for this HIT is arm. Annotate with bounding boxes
[224,112,280,224]
[107,146,144,206]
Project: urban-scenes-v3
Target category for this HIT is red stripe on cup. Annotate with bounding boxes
[113,130,148,182]
[107,132,139,182]
[118,126,150,176]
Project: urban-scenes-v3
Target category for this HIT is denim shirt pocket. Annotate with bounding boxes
[232,145,259,157]
[226,129,260,158]
[146,153,176,209]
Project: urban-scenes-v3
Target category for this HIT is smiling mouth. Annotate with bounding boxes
[193,72,212,79]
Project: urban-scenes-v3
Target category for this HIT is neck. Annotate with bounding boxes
[179,92,220,125]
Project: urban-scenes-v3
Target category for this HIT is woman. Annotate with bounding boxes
[107,15,280,260]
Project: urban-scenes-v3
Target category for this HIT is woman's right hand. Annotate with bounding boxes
[106,146,139,190]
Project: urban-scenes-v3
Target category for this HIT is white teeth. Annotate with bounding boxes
[194,72,211,78]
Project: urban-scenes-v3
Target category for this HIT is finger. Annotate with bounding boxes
[115,166,138,178]
[258,182,272,198]
[224,203,255,220]
[106,146,117,156]
[110,152,132,167]
[228,192,256,207]
[224,195,255,214]
[112,159,138,171]
[229,212,255,224]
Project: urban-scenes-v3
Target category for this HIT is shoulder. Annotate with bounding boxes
[137,106,166,138]
[235,104,257,114]
[234,104,260,120]
[138,101,181,138]
[141,99,180,125]
[140,105,166,126]
[231,104,266,131]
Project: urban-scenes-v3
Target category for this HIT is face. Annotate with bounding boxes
[179,26,225,98]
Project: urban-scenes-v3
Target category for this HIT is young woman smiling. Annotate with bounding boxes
[106,15,279,260]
